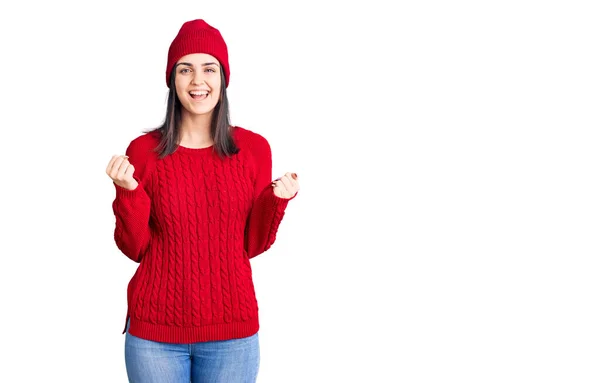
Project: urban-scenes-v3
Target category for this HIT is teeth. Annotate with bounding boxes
[190,91,208,96]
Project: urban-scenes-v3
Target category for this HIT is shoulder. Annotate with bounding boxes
[124,130,161,182]
[233,126,271,154]
[125,130,161,161]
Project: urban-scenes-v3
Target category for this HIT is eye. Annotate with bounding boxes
[205,68,216,73]
[179,68,192,74]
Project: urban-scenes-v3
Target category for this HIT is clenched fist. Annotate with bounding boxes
[106,155,139,191]
[271,172,299,199]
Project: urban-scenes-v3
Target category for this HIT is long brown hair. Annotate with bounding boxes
[146,66,239,159]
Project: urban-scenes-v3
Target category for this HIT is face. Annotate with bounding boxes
[174,53,222,117]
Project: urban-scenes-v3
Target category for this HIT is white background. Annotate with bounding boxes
[0,0,598,382]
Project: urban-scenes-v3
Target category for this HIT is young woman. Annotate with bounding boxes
[105,19,299,382]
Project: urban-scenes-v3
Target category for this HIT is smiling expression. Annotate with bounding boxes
[174,53,222,118]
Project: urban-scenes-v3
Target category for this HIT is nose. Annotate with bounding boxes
[191,69,205,85]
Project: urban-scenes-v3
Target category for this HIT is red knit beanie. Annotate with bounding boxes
[166,19,230,88]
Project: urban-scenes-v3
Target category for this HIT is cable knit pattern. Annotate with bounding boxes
[112,126,296,343]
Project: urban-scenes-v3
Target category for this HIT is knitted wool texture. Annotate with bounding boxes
[112,126,295,343]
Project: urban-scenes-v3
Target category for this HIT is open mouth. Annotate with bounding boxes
[189,90,209,101]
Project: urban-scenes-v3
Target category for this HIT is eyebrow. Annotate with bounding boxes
[176,62,220,68]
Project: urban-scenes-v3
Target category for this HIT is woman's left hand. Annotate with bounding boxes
[272,172,299,199]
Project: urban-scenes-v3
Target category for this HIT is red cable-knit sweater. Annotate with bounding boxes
[111,126,295,343]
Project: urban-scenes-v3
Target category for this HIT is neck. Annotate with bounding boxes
[179,110,214,147]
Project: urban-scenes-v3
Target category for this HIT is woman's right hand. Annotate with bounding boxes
[106,155,139,191]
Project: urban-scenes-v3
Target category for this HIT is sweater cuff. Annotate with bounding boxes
[114,181,145,200]
[268,188,297,208]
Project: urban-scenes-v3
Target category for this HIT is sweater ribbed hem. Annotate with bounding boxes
[127,317,259,344]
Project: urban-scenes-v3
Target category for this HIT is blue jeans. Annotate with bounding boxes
[124,320,260,383]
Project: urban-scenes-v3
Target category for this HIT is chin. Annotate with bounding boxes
[185,104,217,116]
